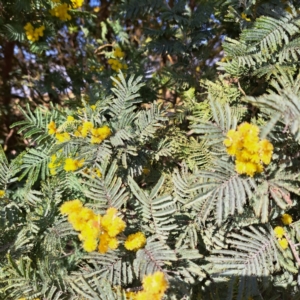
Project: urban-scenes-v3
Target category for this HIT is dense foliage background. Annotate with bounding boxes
[1,0,300,299]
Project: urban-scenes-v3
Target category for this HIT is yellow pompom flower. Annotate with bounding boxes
[74,125,83,137]
[55,132,70,143]
[101,207,126,237]
[68,212,85,231]
[113,47,125,58]
[67,116,74,121]
[60,199,83,215]
[83,238,98,252]
[71,0,84,8]
[125,232,146,251]
[108,237,119,250]
[24,23,45,42]
[279,238,289,250]
[125,291,136,299]
[134,291,149,300]
[80,224,100,241]
[0,190,5,198]
[64,158,84,172]
[81,121,94,137]
[274,226,285,239]
[142,271,168,295]
[47,121,57,135]
[259,139,273,165]
[49,3,71,21]
[98,125,111,139]
[78,207,95,222]
[98,232,110,254]
[90,125,111,144]
[281,213,293,225]
[224,122,273,177]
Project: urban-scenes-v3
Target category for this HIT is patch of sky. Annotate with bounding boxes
[89,0,100,7]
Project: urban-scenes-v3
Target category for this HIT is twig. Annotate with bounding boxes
[285,233,300,267]
[4,129,14,152]
[94,43,114,54]
[238,80,246,97]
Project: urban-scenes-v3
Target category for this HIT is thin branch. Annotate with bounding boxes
[285,233,300,267]
[94,43,114,54]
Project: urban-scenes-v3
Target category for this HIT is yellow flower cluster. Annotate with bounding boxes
[71,0,84,8]
[273,226,289,250]
[48,121,57,135]
[47,121,71,143]
[124,232,146,251]
[108,47,128,72]
[24,23,45,42]
[74,121,112,144]
[224,122,273,177]
[0,190,5,198]
[281,213,293,225]
[60,200,126,253]
[48,154,62,175]
[132,271,169,300]
[274,226,285,238]
[47,119,111,145]
[64,157,85,172]
[50,3,71,21]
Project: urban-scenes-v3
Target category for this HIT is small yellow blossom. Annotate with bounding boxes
[64,158,84,172]
[241,13,251,21]
[47,121,57,135]
[24,23,45,42]
[91,125,111,144]
[83,238,98,252]
[142,271,168,294]
[279,238,289,250]
[274,226,285,239]
[71,0,84,9]
[224,123,273,177]
[55,132,70,143]
[125,232,146,251]
[134,291,149,300]
[97,232,119,254]
[101,207,126,237]
[125,291,136,299]
[74,125,83,137]
[113,47,125,58]
[281,213,293,225]
[0,190,5,198]
[81,121,94,137]
[68,212,85,231]
[60,199,83,215]
[49,3,71,21]
[67,116,74,121]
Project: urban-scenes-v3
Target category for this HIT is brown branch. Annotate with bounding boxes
[94,43,114,54]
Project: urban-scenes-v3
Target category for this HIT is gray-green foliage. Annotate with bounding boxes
[3,2,300,298]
